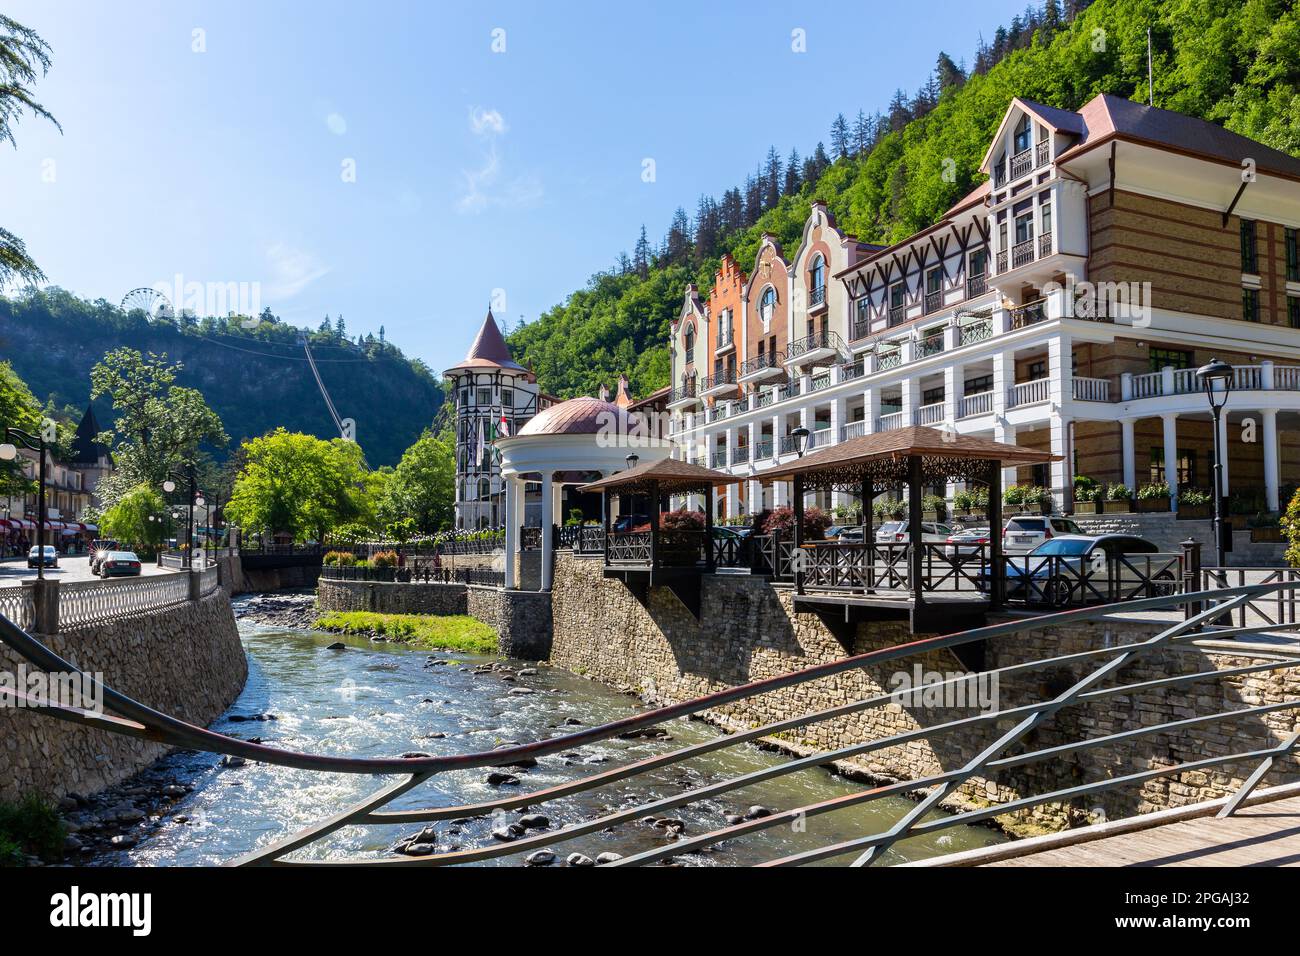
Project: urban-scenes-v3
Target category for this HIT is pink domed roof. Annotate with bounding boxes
[517,396,629,436]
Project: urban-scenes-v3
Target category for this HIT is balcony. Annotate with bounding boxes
[877,350,902,371]
[1011,239,1035,269]
[913,402,945,426]
[1072,376,1110,402]
[840,420,867,442]
[753,439,774,461]
[1036,140,1049,167]
[732,445,749,465]
[715,329,735,355]
[852,315,872,341]
[916,335,945,359]
[876,410,906,432]
[701,367,738,398]
[966,273,987,298]
[959,390,994,418]
[667,378,700,410]
[1009,299,1048,329]
[959,319,992,346]
[998,231,1058,278]
[739,350,786,384]
[1010,146,1034,181]
[924,289,943,314]
[887,305,907,327]
[785,329,842,368]
[1008,378,1050,408]
[710,451,728,469]
[808,284,827,311]
[1038,232,1053,259]
[995,250,1008,273]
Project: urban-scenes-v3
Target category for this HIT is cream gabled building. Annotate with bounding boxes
[669,93,1300,518]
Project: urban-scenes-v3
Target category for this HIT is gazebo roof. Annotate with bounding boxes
[763,425,1059,489]
[579,457,733,496]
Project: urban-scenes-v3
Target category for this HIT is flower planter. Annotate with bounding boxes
[1099,499,1134,514]
[1176,504,1213,520]
[1003,503,1025,516]
[1073,501,1102,515]
[922,510,946,522]
[1250,526,1283,543]
[1135,497,1171,514]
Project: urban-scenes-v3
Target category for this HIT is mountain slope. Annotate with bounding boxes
[508,0,1300,399]
[0,288,442,467]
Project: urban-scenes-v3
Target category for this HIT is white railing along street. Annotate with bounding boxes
[58,574,194,630]
[0,588,34,631]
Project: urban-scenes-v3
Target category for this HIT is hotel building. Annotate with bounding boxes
[668,94,1300,518]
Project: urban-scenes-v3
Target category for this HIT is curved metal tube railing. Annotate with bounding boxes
[2,581,1299,866]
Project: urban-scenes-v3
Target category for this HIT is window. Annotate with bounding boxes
[926,267,942,295]
[964,373,993,394]
[1040,201,1053,236]
[1240,219,1258,274]
[501,388,514,408]
[1014,212,1034,244]
[1148,347,1193,373]
[855,296,871,329]
[969,248,987,277]
[684,323,695,364]
[478,478,491,500]
[923,386,945,406]
[718,309,732,346]
[1151,448,1196,487]
[1287,228,1299,282]
[810,256,825,296]
[477,387,492,405]
[759,287,776,325]
[889,283,905,308]
[1013,114,1032,153]
[1290,296,1300,329]
[1243,287,1260,323]
[1028,360,1047,380]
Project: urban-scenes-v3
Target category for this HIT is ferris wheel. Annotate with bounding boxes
[120,287,174,321]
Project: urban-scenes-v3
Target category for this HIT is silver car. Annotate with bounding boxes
[1002,516,1084,554]
[875,520,956,545]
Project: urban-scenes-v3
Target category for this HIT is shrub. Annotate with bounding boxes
[762,505,832,540]
[952,489,974,511]
[371,550,399,569]
[0,795,65,864]
[1107,484,1133,501]
[1003,484,1026,505]
[1138,481,1170,500]
[873,498,905,519]
[1179,488,1212,507]
[322,550,354,567]
[921,493,947,516]
[1073,476,1102,503]
[1283,488,1300,568]
[659,509,705,531]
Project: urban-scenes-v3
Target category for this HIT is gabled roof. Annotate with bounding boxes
[1058,93,1300,181]
[578,456,732,495]
[981,96,1087,170]
[70,405,112,467]
[445,310,527,375]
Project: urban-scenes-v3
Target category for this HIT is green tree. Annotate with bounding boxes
[99,484,167,554]
[1,15,60,287]
[225,429,372,542]
[0,360,40,496]
[89,348,228,510]
[377,429,455,534]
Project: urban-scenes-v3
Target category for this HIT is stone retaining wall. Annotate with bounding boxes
[316,578,554,660]
[549,552,1300,832]
[0,590,247,803]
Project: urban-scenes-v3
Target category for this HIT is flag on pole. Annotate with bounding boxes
[498,410,510,438]
[476,417,486,468]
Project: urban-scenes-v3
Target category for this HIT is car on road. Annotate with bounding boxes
[98,551,143,578]
[1001,516,1084,554]
[945,527,992,558]
[89,539,120,574]
[875,520,956,545]
[1002,534,1175,607]
[27,545,58,569]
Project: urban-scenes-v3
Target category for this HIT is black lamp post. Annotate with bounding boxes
[1196,357,1234,567]
[162,464,199,569]
[792,426,811,458]
[1,427,48,580]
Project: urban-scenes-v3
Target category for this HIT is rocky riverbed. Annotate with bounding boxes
[235,590,319,630]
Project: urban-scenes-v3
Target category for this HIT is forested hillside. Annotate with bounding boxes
[508,0,1300,400]
[0,288,443,467]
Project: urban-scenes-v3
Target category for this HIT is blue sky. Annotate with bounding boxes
[2,0,1029,376]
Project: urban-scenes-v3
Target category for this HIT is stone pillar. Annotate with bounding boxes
[540,472,554,591]
[1262,408,1280,512]
[1162,413,1179,510]
[1120,418,1137,492]
[503,478,518,589]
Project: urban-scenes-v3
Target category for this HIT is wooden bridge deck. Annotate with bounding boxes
[988,796,1300,867]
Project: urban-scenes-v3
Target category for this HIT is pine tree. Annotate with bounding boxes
[763,146,782,209]
[935,52,965,92]
[335,315,346,340]
[784,148,802,195]
[830,113,851,159]
[633,225,651,279]
[852,110,872,155]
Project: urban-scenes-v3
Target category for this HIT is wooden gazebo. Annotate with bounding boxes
[763,425,1058,630]
[578,458,734,614]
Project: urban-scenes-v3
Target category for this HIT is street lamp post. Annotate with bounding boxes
[0,427,48,580]
[1196,357,1234,568]
[162,464,199,569]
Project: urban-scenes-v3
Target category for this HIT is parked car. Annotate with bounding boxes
[27,545,58,569]
[89,539,120,573]
[1001,516,1084,554]
[1002,534,1175,607]
[875,520,956,544]
[98,551,143,578]
[945,527,992,558]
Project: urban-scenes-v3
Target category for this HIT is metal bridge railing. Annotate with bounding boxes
[58,574,193,630]
[1,582,1299,865]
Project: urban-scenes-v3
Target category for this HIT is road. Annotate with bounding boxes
[0,555,176,588]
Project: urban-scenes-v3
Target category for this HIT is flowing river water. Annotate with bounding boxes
[116,597,1006,867]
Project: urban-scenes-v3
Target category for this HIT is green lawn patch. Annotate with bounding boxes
[316,611,499,655]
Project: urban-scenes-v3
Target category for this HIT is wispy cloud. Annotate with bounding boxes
[457,107,541,214]
[265,242,329,300]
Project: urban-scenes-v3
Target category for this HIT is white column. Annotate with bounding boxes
[540,472,554,591]
[1162,414,1179,510]
[1049,415,1073,511]
[1048,332,1072,410]
[1262,409,1280,512]
[944,363,964,425]
[901,376,919,426]
[992,349,1012,418]
[996,423,1018,491]
[1120,418,1137,491]
[503,478,518,590]
[866,387,880,433]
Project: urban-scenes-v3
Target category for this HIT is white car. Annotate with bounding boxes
[1001,516,1084,554]
[875,521,956,545]
[945,527,992,558]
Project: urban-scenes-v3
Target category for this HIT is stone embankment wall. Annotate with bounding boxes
[549,552,1300,832]
[316,578,552,660]
[0,591,247,803]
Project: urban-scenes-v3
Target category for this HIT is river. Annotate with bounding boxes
[117,598,1006,867]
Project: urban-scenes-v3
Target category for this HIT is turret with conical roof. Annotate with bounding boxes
[445,310,529,377]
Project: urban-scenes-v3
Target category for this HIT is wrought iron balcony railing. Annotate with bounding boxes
[808,284,826,307]
[1010,299,1048,329]
[924,290,943,314]
[701,367,737,392]
[786,329,842,363]
[739,351,785,377]
[1010,146,1033,180]
[966,273,987,298]
[669,379,698,404]
[1011,239,1035,269]
[916,335,945,359]
[887,305,907,327]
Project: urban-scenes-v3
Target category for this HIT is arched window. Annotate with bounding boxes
[760,287,776,325]
[683,322,695,364]
[1014,114,1033,153]
[809,255,825,300]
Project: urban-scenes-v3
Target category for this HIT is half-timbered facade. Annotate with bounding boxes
[668,94,1300,521]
